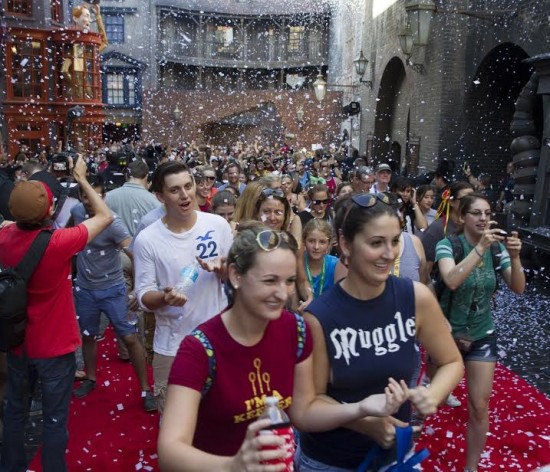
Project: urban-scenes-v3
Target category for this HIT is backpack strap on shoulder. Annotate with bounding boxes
[447,234,464,264]
[293,311,307,360]
[15,230,52,281]
[191,328,216,396]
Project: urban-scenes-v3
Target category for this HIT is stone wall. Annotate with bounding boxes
[328,0,550,176]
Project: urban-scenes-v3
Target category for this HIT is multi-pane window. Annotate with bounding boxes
[215,26,233,48]
[61,43,101,100]
[10,40,43,98]
[209,25,239,58]
[6,0,31,15]
[288,26,305,53]
[51,0,62,22]
[107,74,124,104]
[105,15,125,44]
[106,73,137,106]
[127,74,136,105]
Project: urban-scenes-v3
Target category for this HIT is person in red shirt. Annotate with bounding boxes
[0,157,114,472]
[157,222,409,471]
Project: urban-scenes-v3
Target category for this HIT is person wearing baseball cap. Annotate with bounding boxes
[0,156,114,472]
[8,180,54,226]
[370,162,392,194]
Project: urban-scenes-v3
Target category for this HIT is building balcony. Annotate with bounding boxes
[160,37,327,69]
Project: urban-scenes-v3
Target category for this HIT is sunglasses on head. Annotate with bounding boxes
[261,188,285,199]
[341,193,394,232]
[256,230,298,252]
[351,192,392,208]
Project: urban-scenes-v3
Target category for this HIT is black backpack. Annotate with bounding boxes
[0,230,52,352]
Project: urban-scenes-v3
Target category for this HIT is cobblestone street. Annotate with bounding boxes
[494,274,550,395]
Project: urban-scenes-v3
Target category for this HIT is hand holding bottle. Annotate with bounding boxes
[229,418,288,472]
[162,287,187,307]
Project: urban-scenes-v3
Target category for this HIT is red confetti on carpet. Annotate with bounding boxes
[28,328,550,471]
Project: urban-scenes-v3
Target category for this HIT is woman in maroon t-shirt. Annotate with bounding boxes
[158,222,409,471]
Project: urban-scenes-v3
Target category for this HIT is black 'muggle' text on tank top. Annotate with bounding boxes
[300,276,417,469]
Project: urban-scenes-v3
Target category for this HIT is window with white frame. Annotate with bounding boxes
[106,72,137,106]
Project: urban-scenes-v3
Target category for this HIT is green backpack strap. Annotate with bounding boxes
[194,312,307,397]
[191,328,216,397]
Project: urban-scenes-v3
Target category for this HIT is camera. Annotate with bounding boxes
[51,152,76,174]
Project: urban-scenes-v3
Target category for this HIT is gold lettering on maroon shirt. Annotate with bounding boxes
[233,357,292,423]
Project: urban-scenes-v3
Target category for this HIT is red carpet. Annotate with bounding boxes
[29,327,160,472]
[29,328,550,471]
[417,366,550,471]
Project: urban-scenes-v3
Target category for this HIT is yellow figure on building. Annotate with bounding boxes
[61,3,108,99]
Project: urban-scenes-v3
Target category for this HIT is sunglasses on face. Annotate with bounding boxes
[203,176,216,182]
[312,198,330,205]
[261,188,285,199]
[256,230,298,252]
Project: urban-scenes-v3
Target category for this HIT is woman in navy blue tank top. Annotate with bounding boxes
[299,193,464,471]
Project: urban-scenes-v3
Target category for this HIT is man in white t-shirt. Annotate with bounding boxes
[133,161,232,412]
[370,163,392,194]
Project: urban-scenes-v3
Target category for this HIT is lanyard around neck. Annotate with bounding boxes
[305,253,326,298]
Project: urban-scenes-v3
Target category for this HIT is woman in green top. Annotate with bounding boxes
[435,192,525,472]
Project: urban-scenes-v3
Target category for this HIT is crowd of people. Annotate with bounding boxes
[0,139,527,472]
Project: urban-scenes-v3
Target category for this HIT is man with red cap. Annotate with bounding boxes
[0,157,113,472]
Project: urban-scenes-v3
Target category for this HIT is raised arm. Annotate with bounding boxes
[500,231,525,294]
[72,156,113,243]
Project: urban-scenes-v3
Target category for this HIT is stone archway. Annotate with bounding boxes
[462,43,537,176]
[373,57,407,168]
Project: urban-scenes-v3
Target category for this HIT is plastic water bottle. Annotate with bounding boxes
[175,260,200,295]
[258,396,295,471]
[127,293,139,326]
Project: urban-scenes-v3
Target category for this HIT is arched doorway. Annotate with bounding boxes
[373,57,407,168]
[462,43,539,177]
